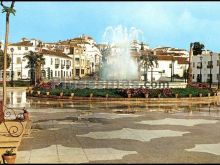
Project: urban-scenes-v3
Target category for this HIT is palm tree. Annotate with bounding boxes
[24,51,45,85]
[139,50,158,82]
[0,49,11,70]
[1,1,15,111]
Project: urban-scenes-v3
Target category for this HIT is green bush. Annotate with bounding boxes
[31,87,215,98]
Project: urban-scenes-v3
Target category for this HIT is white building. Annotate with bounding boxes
[0,38,73,81]
[192,51,220,83]
[0,38,37,81]
[139,55,188,81]
[39,49,72,81]
[153,46,189,57]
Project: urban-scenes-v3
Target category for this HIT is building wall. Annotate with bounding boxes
[192,53,220,83]
[140,60,187,81]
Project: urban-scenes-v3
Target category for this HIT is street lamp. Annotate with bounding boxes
[10,48,14,87]
[218,53,220,89]
[200,56,203,83]
[209,51,213,88]
[170,56,174,82]
[172,56,175,82]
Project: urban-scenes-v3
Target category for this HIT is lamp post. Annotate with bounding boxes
[10,48,14,87]
[172,56,175,82]
[209,51,213,88]
[200,56,203,83]
[218,53,220,89]
[170,56,174,82]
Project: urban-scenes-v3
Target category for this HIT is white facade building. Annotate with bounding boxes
[140,55,188,81]
[0,38,73,81]
[192,51,220,83]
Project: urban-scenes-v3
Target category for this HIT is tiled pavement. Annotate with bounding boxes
[15,101,220,163]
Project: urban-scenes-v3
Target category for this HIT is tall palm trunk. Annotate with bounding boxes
[1,1,15,111]
[2,12,10,111]
[187,43,193,84]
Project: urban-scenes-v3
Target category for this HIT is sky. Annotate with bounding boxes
[1,1,220,51]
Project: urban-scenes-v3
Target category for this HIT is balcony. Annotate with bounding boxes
[55,64,59,69]
[197,66,202,69]
[66,65,70,69]
[207,65,213,69]
[61,64,65,69]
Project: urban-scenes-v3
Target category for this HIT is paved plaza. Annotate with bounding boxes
[14,97,220,163]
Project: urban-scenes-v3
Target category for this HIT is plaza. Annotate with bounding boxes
[1,88,219,163]
[1,1,220,164]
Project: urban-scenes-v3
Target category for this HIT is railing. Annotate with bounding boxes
[66,65,70,69]
[207,65,213,68]
[55,64,59,69]
[0,101,25,137]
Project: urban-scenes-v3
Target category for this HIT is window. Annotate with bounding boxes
[217,60,220,66]
[55,71,57,77]
[81,69,84,74]
[18,47,21,50]
[193,74,194,79]
[25,47,28,50]
[17,72,21,77]
[58,71,60,77]
[207,61,213,68]
[216,74,219,80]
[51,58,53,65]
[17,57,21,64]
[193,62,195,67]
[70,48,74,54]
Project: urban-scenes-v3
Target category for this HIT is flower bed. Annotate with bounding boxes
[28,86,215,98]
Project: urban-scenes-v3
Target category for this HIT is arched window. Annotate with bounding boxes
[41,70,46,78]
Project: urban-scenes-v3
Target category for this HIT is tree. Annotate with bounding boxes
[192,42,205,55]
[24,51,45,85]
[139,50,158,82]
[1,1,15,111]
[0,49,11,70]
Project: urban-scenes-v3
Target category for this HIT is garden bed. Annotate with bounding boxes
[27,87,215,98]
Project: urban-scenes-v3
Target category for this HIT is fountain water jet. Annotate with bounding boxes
[101,25,143,81]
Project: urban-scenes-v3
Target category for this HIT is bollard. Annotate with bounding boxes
[90,93,93,98]
[208,93,210,97]
[60,92,63,97]
[145,93,149,98]
[199,93,202,97]
[71,93,74,97]
[158,94,161,98]
[175,94,178,98]
[37,91,41,96]
[189,94,192,98]
[127,94,131,98]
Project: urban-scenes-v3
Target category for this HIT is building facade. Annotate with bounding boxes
[192,51,220,83]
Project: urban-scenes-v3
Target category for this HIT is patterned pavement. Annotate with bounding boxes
[15,100,220,163]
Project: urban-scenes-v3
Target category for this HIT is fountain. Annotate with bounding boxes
[101,25,143,81]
